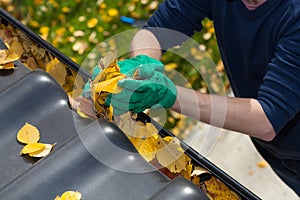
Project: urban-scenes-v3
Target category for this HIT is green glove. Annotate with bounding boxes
[118,54,163,76]
[108,65,177,116]
[82,55,163,97]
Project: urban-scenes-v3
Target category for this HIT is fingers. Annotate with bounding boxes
[118,55,164,76]
[110,91,159,116]
[138,63,164,74]
[118,79,148,92]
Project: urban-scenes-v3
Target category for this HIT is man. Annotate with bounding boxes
[86,0,300,195]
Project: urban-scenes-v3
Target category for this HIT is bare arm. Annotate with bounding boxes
[172,86,275,141]
[130,29,276,141]
[130,29,162,60]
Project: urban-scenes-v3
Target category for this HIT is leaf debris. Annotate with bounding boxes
[17,123,54,158]
[55,191,82,200]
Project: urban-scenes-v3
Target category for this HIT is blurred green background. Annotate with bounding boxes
[0,0,229,136]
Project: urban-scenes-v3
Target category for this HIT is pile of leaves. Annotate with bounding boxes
[0,49,20,69]
[0,20,84,98]
[117,112,240,199]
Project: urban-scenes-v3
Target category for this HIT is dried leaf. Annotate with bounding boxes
[0,62,14,70]
[29,143,54,157]
[107,8,119,17]
[156,136,187,173]
[129,136,158,162]
[77,107,89,118]
[0,49,20,65]
[93,74,125,94]
[20,143,45,155]
[30,44,45,59]
[179,157,193,180]
[26,57,40,69]
[55,191,82,200]
[204,176,241,200]
[87,18,98,28]
[46,58,67,86]
[148,1,159,10]
[64,68,84,98]
[17,123,40,144]
[191,174,201,187]
[10,40,24,56]
[115,113,159,162]
[72,41,88,54]
[117,112,158,138]
[256,160,268,168]
[91,54,126,121]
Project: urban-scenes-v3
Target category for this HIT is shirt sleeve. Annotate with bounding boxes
[258,26,300,134]
[143,0,212,51]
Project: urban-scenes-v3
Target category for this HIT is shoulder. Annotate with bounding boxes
[274,0,300,37]
[288,0,300,17]
[289,0,300,9]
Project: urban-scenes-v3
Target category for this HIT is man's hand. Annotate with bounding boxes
[82,55,164,98]
[107,65,177,116]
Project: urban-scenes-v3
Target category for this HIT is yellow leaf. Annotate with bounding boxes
[20,143,45,155]
[29,20,39,28]
[156,136,186,173]
[39,26,50,38]
[107,105,113,122]
[128,135,158,162]
[167,154,188,173]
[204,176,241,200]
[100,14,112,23]
[179,157,193,180]
[93,74,125,94]
[56,191,82,200]
[56,27,67,37]
[29,143,54,158]
[46,58,67,86]
[117,113,158,138]
[107,8,119,17]
[64,69,84,98]
[61,6,71,13]
[100,3,107,9]
[0,62,14,70]
[91,54,127,121]
[191,174,201,186]
[165,63,177,71]
[0,49,20,65]
[93,53,119,82]
[10,40,24,56]
[96,92,109,105]
[256,160,268,168]
[17,122,40,144]
[76,107,89,118]
[115,113,159,161]
[87,18,98,28]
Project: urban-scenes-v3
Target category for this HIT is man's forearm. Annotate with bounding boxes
[130,29,162,60]
[172,86,276,141]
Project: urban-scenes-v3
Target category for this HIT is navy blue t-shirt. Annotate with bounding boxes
[145,0,300,159]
